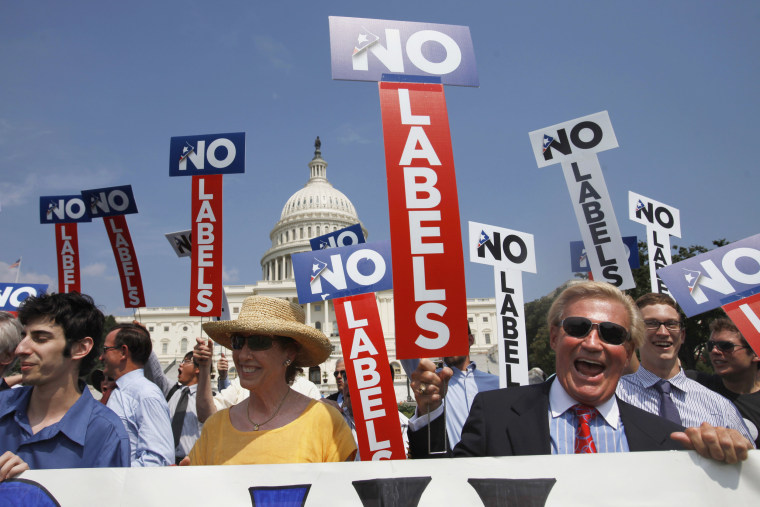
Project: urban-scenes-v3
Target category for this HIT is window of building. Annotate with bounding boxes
[163,326,169,332]
[182,326,188,332]
[468,317,474,322]
[483,316,489,322]
[161,341,168,354]
[485,333,491,344]
[391,362,402,379]
[148,326,154,332]
[233,306,240,314]
[180,338,188,354]
[308,366,321,385]
[314,321,321,330]
[314,304,321,312]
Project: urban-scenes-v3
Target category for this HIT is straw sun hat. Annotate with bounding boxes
[201,296,330,367]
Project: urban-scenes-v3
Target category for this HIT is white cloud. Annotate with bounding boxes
[222,265,239,282]
[335,123,373,145]
[81,263,108,277]
[0,173,39,208]
[254,35,293,71]
[0,261,55,286]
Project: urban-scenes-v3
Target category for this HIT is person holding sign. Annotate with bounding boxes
[187,296,355,465]
[409,281,752,463]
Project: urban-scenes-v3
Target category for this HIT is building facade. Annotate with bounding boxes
[119,139,498,401]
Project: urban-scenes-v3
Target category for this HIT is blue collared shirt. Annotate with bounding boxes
[616,366,754,446]
[107,369,174,467]
[0,384,130,469]
[549,380,629,454]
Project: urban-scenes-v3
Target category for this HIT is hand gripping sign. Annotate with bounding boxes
[81,185,145,308]
[379,79,468,359]
[529,111,635,290]
[333,293,406,460]
[469,222,536,387]
[39,195,91,294]
[629,191,681,294]
[170,132,245,317]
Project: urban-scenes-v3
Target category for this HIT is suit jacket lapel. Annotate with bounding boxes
[509,382,553,455]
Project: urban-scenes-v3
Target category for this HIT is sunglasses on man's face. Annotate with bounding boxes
[230,334,275,351]
[560,316,629,346]
[706,340,748,353]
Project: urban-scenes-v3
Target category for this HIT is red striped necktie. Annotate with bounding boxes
[572,404,599,454]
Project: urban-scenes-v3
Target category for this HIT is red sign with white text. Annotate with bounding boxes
[379,81,467,359]
[190,175,223,316]
[334,293,405,461]
[104,215,145,307]
[55,223,81,294]
[722,292,760,355]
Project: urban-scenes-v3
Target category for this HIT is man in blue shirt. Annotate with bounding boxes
[0,293,129,481]
[100,324,174,467]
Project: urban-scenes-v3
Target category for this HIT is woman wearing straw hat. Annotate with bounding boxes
[187,296,356,464]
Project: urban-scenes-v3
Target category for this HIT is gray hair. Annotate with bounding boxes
[0,311,23,374]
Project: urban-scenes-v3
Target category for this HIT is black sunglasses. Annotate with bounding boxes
[230,334,276,351]
[560,316,629,345]
[706,340,748,353]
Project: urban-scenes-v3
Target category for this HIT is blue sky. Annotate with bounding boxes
[1,1,758,317]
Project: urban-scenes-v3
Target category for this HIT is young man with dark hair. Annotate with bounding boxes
[100,323,174,466]
[616,293,752,443]
[689,318,760,446]
[0,293,129,481]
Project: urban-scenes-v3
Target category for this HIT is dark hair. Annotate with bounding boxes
[709,318,751,348]
[183,350,199,367]
[18,292,105,376]
[635,293,681,314]
[275,336,299,384]
[111,323,152,366]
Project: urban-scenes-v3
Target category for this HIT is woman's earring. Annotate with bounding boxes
[284,359,292,366]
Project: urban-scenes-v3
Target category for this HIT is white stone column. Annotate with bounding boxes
[324,300,330,336]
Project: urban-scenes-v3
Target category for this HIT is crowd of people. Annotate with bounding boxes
[0,282,757,483]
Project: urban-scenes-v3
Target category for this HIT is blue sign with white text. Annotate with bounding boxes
[169,132,246,177]
[0,283,48,311]
[39,195,92,224]
[309,223,365,251]
[292,241,393,303]
[570,236,639,272]
[80,185,138,218]
[657,233,760,317]
[328,16,478,87]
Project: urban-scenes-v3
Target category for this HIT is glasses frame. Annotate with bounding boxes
[102,345,122,353]
[706,340,748,353]
[559,316,629,346]
[230,334,276,351]
[644,319,682,331]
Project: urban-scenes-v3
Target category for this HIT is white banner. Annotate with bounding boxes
[9,451,758,506]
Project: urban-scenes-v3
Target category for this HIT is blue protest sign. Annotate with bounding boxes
[80,185,138,218]
[328,16,478,87]
[570,236,639,272]
[39,195,91,224]
[169,132,245,177]
[0,283,48,311]
[309,223,365,251]
[292,241,393,303]
[657,234,760,317]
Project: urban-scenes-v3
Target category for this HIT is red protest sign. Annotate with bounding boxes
[379,80,467,359]
[334,293,406,461]
[190,175,223,316]
[104,215,145,307]
[55,223,81,294]
[722,292,760,355]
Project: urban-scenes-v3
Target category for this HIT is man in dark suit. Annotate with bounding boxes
[409,281,751,463]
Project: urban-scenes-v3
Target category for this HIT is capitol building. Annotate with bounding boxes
[121,139,498,402]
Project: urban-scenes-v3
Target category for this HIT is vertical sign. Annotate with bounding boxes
[40,195,91,294]
[190,175,223,316]
[529,111,634,289]
[333,293,406,460]
[379,79,467,359]
[629,191,681,294]
[469,222,536,387]
[722,293,760,355]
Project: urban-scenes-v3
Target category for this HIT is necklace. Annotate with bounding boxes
[246,388,290,431]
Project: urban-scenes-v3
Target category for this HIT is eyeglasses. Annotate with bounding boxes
[333,370,346,378]
[706,340,748,353]
[102,345,121,353]
[230,334,276,351]
[644,319,682,331]
[560,317,629,345]
[180,357,194,364]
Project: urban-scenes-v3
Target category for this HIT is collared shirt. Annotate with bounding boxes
[616,366,754,445]
[549,380,629,454]
[107,369,174,466]
[143,353,202,460]
[0,384,130,469]
[408,362,500,448]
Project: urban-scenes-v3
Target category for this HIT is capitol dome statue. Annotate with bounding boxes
[260,137,368,282]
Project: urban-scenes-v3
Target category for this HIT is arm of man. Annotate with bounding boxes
[133,395,174,467]
[142,350,173,397]
[671,423,753,464]
[0,451,28,482]
[194,338,217,424]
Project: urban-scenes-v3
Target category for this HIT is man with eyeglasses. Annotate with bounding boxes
[326,358,346,405]
[143,349,203,464]
[616,294,753,444]
[409,281,752,463]
[687,318,760,446]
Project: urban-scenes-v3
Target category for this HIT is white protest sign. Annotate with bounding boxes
[529,112,634,289]
[469,222,535,387]
[629,191,681,294]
